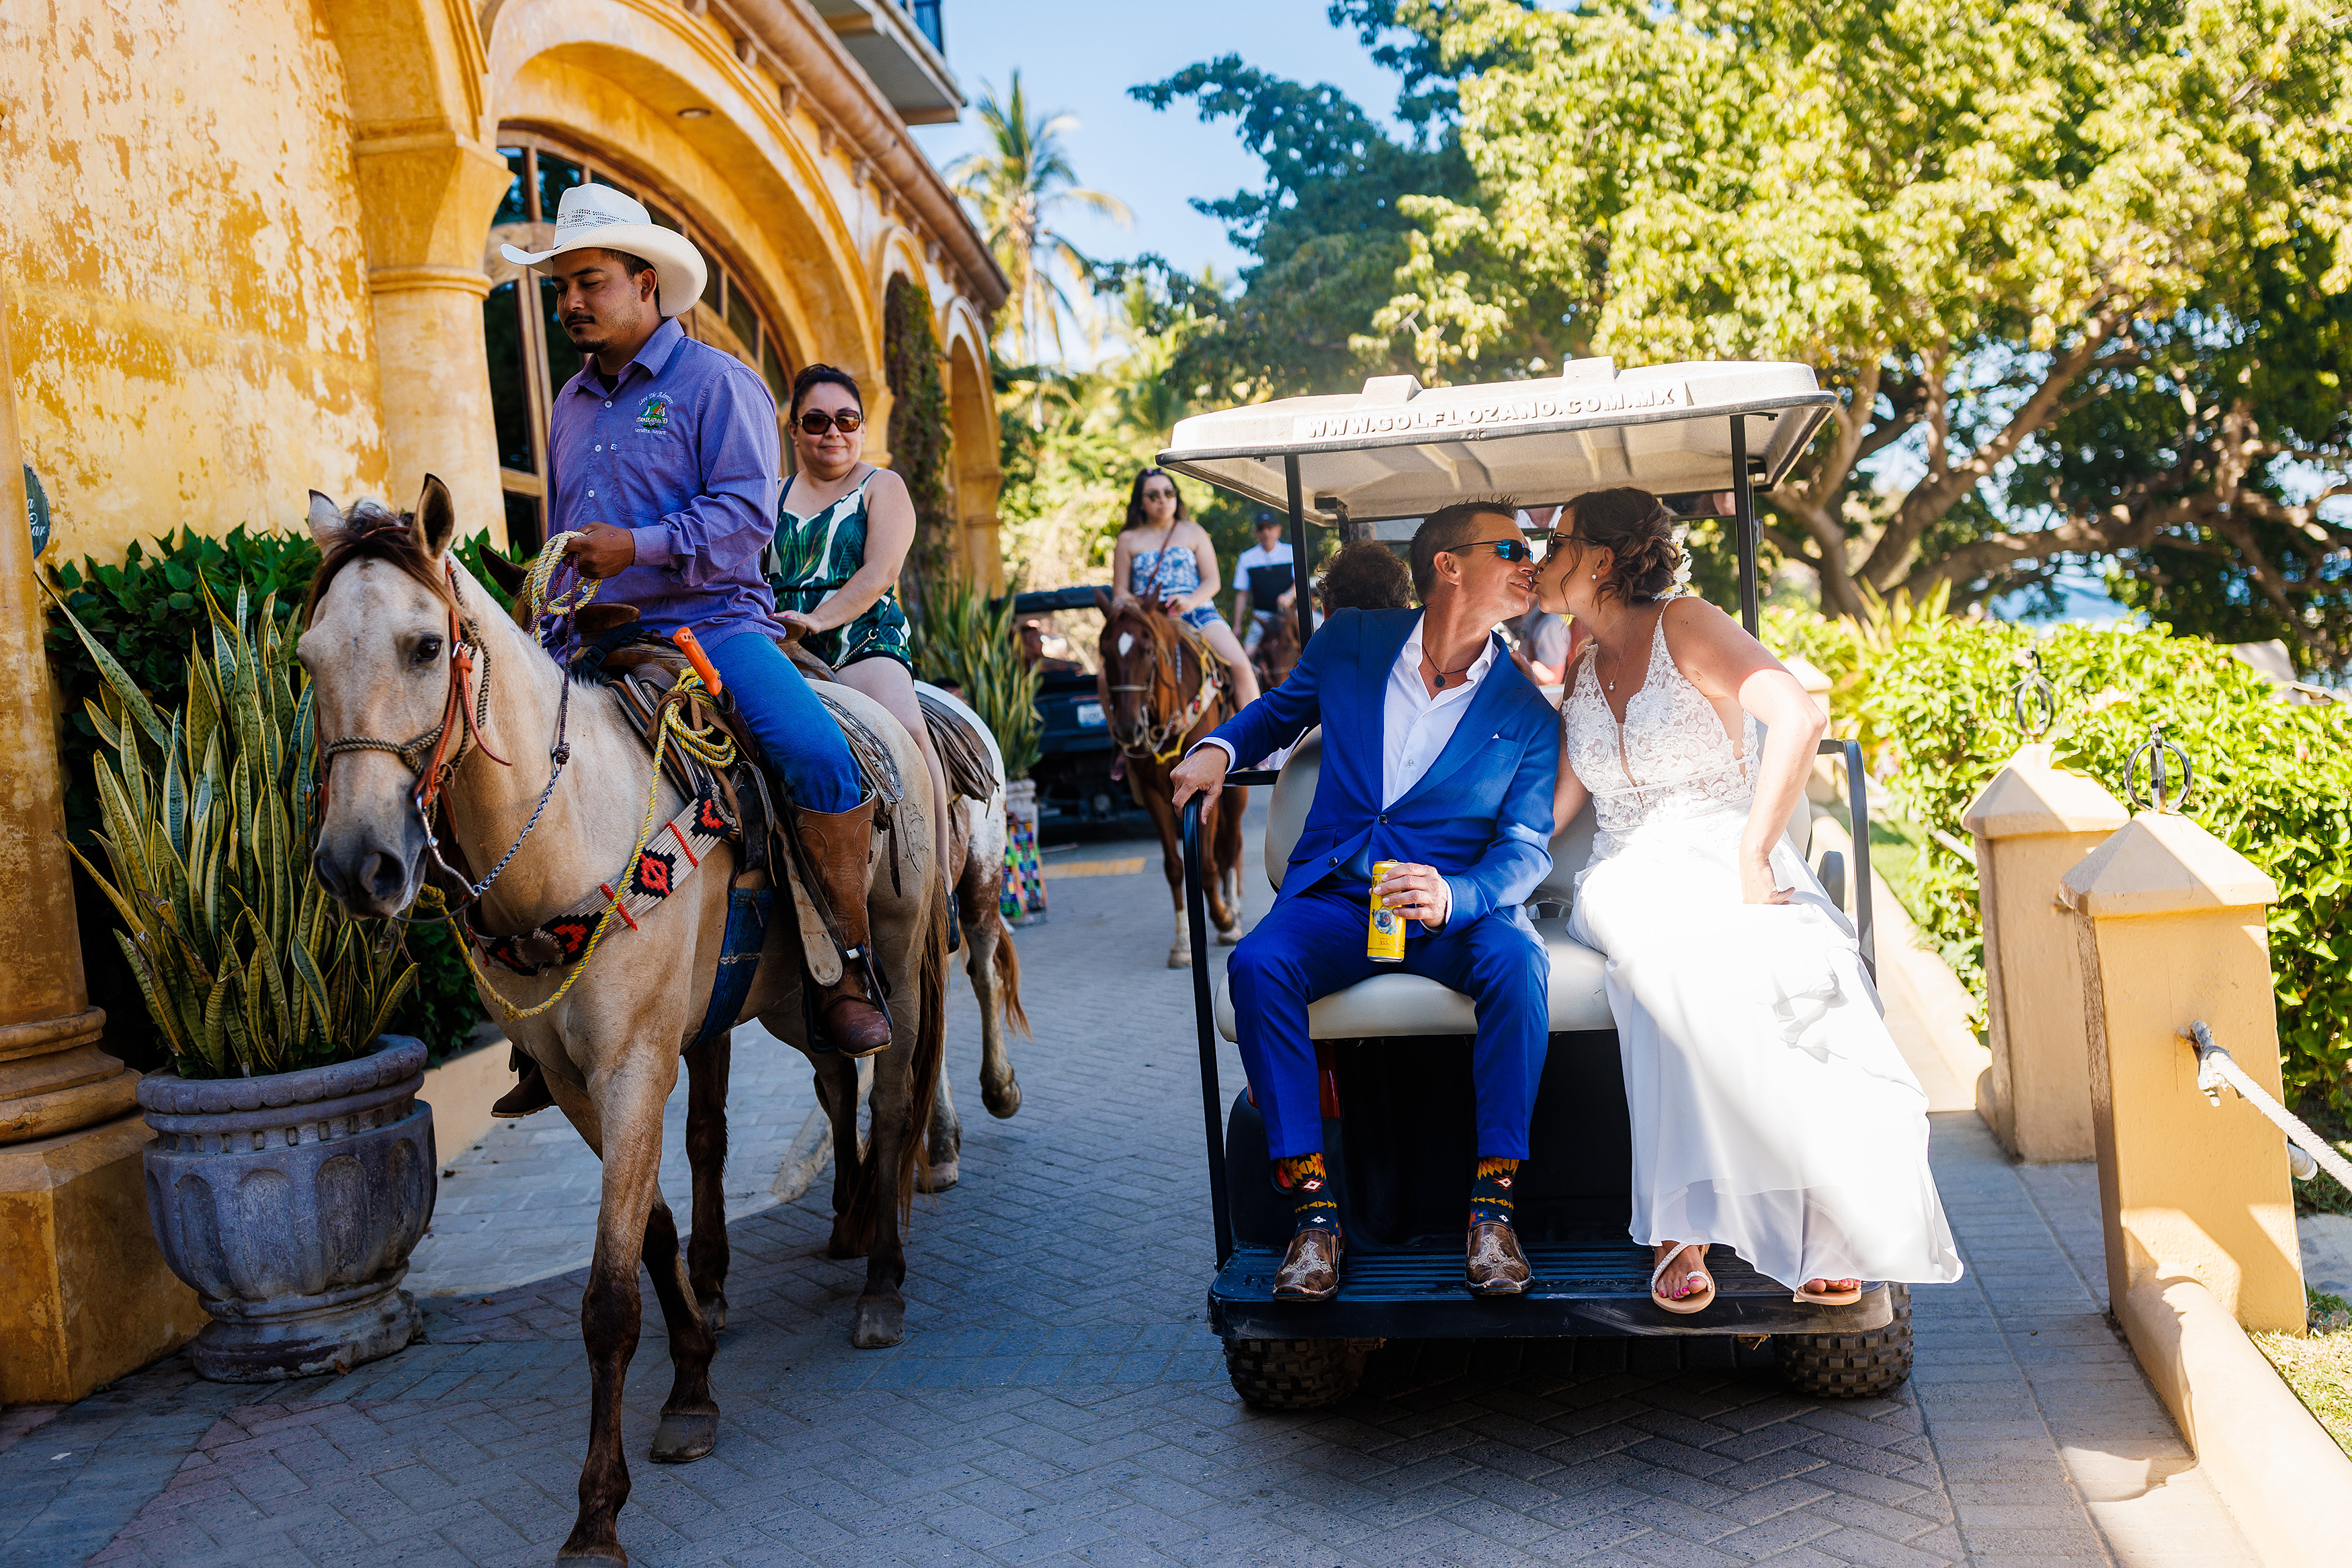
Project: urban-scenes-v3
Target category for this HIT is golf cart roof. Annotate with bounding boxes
[1156,358,1834,527]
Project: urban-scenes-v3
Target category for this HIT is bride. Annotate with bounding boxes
[1538,488,1961,1312]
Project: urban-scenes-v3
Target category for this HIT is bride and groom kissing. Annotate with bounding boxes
[1169,492,1960,1311]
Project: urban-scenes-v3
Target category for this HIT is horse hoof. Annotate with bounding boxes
[851,1295,906,1349]
[650,1409,718,1464]
[1167,950,1190,969]
[917,1159,960,1193]
[697,1291,728,1335]
[557,1535,628,1565]
[1216,923,1242,945]
[983,1076,1021,1119]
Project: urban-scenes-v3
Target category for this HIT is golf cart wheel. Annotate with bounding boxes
[1775,1283,1913,1397]
[1223,1336,1380,1410]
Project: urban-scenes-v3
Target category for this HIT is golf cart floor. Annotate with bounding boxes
[1208,1239,1893,1340]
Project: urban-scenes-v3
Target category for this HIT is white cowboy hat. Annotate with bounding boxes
[499,183,708,318]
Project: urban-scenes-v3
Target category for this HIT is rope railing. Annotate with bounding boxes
[2184,1020,2352,1190]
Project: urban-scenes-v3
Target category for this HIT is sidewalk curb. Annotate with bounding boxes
[2122,1272,2352,1568]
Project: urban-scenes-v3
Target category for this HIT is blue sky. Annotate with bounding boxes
[911,1,1411,286]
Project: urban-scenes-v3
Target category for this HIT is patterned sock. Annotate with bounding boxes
[1469,1156,1520,1228]
[1272,1153,1340,1233]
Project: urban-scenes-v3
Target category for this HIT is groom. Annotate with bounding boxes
[1171,500,1560,1300]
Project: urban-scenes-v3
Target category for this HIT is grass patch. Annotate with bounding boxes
[2252,1290,2352,1458]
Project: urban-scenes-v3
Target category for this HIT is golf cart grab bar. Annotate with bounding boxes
[1821,737,1876,980]
[1181,791,1236,1266]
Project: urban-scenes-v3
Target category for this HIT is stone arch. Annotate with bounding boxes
[942,310,1003,589]
[483,0,882,395]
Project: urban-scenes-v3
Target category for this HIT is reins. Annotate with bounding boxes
[1107,603,1228,765]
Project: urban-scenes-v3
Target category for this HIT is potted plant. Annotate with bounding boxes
[913,575,1047,922]
[53,581,434,1381]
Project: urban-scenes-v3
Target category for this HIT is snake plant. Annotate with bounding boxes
[50,579,415,1078]
[913,576,1044,781]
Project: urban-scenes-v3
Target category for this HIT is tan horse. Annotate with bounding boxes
[1253,603,1304,691]
[1094,591,1248,966]
[302,479,946,1565]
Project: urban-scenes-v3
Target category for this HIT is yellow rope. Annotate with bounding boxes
[437,672,739,1020]
[522,531,600,621]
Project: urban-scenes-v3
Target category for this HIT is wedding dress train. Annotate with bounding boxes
[1562,611,1961,1291]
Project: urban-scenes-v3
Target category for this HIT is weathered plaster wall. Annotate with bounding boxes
[1,0,390,566]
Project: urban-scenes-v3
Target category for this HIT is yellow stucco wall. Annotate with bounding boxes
[3,0,1003,573]
[2,0,390,567]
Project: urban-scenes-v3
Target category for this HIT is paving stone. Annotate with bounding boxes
[0,830,2267,1566]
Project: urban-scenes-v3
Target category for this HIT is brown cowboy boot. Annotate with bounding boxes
[1272,1228,1343,1301]
[1465,1221,1534,1296]
[795,796,895,1057]
[491,1048,553,1119]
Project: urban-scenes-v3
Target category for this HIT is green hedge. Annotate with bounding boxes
[1768,604,2352,1113]
[46,526,514,1068]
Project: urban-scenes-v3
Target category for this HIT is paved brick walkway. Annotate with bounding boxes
[0,828,2262,1567]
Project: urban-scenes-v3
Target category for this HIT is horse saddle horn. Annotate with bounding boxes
[575,604,642,637]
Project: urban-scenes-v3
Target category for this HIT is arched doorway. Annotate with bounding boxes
[479,134,797,553]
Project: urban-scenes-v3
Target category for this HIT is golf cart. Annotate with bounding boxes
[1160,360,1904,1408]
[1013,584,1155,836]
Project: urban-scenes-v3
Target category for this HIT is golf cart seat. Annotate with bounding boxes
[1212,730,1613,1040]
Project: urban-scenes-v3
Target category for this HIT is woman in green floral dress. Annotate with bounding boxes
[769,364,948,875]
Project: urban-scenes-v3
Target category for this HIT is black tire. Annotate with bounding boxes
[1775,1283,1913,1397]
[1223,1337,1380,1410]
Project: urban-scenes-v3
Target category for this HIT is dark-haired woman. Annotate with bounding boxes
[768,364,949,910]
[1536,487,1960,1315]
[1109,468,1261,708]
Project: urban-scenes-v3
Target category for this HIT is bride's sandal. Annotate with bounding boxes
[1649,1243,1715,1315]
[1792,1277,1863,1307]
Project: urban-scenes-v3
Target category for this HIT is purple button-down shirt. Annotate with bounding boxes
[547,316,788,650]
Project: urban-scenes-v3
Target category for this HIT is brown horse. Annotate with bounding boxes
[1095,591,1248,966]
[1253,603,1303,690]
[303,479,948,1565]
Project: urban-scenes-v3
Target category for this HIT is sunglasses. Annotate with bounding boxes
[1447,538,1540,564]
[796,408,864,435]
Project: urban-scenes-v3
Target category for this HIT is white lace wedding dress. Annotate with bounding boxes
[1562,609,1961,1290]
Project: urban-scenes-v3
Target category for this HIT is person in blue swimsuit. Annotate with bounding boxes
[1108,468,1261,709]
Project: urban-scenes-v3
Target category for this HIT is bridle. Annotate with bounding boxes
[311,539,566,916]
[1105,601,1228,766]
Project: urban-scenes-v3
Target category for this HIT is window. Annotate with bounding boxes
[482,137,796,554]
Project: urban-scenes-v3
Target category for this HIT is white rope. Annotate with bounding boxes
[2185,1020,2352,1191]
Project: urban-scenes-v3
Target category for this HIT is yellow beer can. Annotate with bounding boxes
[1368,859,1405,962]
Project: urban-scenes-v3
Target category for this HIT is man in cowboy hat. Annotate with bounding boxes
[490,183,894,1120]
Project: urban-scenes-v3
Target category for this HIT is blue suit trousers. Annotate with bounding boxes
[1227,881,1550,1160]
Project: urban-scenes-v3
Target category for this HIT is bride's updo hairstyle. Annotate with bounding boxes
[1558,488,1682,603]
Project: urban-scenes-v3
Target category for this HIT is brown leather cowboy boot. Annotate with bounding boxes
[1272,1228,1343,1301]
[794,796,895,1057]
[491,1048,553,1119]
[1465,1221,1533,1296]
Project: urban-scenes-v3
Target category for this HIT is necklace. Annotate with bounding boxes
[1427,652,1479,690]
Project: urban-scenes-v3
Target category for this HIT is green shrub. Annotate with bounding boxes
[1769,604,2352,1112]
[910,574,1042,780]
[46,525,509,1067]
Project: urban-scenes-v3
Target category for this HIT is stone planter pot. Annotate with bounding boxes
[137,1035,435,1382]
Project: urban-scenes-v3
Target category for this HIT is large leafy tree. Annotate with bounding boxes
[1374,0,2352,658]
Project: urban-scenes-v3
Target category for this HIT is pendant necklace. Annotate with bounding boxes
[1429,654,1478,690]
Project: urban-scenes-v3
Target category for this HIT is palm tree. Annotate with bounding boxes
[948,71,1130,410]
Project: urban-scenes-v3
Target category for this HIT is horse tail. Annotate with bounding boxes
[993,920,1030,1039]
[896,886,952,1225]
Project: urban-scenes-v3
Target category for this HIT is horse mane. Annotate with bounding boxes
[303,501,456,625]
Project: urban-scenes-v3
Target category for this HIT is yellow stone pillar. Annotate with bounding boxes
[0,289,204,1403]
[1963,744,2129,1162]
[2059,812,2304,1331]
[351,131,513,544]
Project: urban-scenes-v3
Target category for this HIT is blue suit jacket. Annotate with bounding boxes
[1207,608,1560,926]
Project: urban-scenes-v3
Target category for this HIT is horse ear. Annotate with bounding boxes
[1092,588,1113,616]
[478,542,530,599]
[305,490,346,548]
[413,474,458,560]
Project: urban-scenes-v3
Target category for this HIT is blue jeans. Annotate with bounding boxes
[1226,881,1550,1160]
[704,632,862,814]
